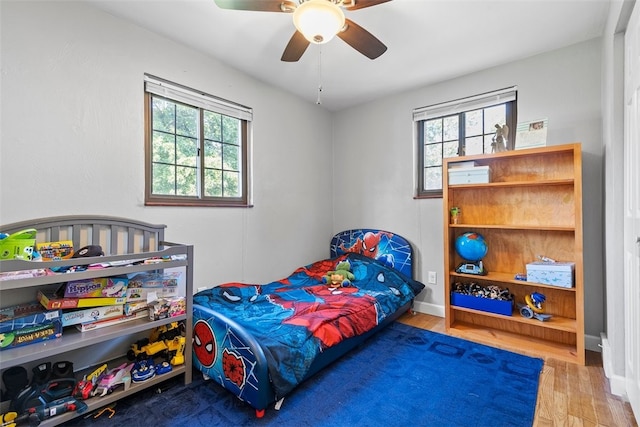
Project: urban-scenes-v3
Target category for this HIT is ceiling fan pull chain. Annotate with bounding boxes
[316,45,323,105]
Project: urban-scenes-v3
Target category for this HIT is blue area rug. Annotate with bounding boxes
[65,322,543,427]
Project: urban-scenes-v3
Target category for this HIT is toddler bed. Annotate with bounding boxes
[192,229,424,417]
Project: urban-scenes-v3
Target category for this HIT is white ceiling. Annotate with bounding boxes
[85,0,611,111]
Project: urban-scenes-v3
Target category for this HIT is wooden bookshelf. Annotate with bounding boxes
[443,143,585,365]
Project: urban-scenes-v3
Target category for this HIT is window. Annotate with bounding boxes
[144,74,253,207]
[413,87,517,198]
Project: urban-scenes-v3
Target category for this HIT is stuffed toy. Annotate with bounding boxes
[322,260,355,288]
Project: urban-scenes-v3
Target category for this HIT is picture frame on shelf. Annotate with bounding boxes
[515,118,548,150]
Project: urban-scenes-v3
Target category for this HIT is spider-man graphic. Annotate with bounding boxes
[340,231,395,268]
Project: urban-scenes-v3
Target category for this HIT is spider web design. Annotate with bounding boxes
[330,229,414,277]
[211,320,261,401]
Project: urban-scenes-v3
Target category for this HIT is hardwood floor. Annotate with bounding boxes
[397,312,638,427]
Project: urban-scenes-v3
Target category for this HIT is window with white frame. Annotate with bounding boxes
[413,87,517,198]
[144,74,253,207]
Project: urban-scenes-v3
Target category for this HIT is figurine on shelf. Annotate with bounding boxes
[518,292,552,321]
[491,123,509,153]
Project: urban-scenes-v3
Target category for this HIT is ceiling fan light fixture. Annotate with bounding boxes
[293,0,345,44]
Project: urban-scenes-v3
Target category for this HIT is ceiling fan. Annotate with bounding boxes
[213,0,391,62]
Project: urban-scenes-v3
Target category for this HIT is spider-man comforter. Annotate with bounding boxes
[193,252,424,398]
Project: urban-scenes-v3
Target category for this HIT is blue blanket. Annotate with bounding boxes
[193,253,424,397]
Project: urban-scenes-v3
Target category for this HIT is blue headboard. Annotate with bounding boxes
[330,229,414,278]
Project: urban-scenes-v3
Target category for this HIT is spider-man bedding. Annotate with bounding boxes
[191,229,424,417]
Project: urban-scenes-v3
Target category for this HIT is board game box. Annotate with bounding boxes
[0,302,61,334]
[37,290,126,310]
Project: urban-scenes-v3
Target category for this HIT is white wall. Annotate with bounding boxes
[0,1,608,346]
[0,1,334,289]
[331,39,605,342]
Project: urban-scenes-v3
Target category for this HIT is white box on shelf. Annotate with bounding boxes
[448,166,490,185]
[526,261,575,288]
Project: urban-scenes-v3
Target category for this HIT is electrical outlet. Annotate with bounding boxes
[428,271,437,284]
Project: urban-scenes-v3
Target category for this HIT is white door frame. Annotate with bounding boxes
[624,0,640,418]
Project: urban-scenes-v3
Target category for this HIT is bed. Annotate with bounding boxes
[191,229,424,417]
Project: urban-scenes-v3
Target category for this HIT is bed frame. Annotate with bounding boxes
[192,228,417,417]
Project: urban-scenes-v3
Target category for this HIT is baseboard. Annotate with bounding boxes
[601,333,628,398]
[412,301,445,318]
[586,333,602,353]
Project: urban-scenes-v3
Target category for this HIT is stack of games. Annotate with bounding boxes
[0,302,62,350]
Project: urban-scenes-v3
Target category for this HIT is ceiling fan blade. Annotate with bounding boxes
[213,0,296,13]
[281,31,311,62]
[343,0,392,11]
[337,18,387,60]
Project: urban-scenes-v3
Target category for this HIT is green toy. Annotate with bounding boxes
[322,260,355,288]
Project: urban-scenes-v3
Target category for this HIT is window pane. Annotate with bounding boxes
[176,166,197,196]
[223,171,240,197]
[204,140,222,169]
[204,111,222,141]
[222,116,240,144]
[443,116,458,141]
[484,105,505,132]
[465,136,484,155]
[176,136,198,167]
[152,163,175,195]
[152,132,175,163]
[152,99,175,133]
[176,104,198,137]
[443,141,459,158]
[424,143,442,167]
[465,110,482,136]
[484,134,495,153]
[223,143,239,171]
[424,166,442,190]
[425,119,442,143]
[204,168,222,197]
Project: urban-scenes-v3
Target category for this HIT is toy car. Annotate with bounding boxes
[156,361,172,375]
[131,358,156,383]
[91,363,133,397]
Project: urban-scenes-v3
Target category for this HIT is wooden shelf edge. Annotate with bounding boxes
[447,322,585,365]
[450,305,577,333]
[450,271,577,292]
[448,224,575,231]
[448,178,574,189]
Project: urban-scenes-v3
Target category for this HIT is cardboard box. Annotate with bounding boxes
[63,277,128,298]
[75,310,148,332]
[451,292,513,316]
[125,272,180,302]
[0,302,61,334]
[36,240,74,261]
[526,261,575,288]
[38,290,126,310]
[0,320,62,351]
[149,297,186,321]
[448,166,490,185]
[60,305,124,327]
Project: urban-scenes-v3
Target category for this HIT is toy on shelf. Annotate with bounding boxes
[518,292,552,321]
[127,321,186,365]
[91,363,133,397]
[454,232,488,275]
[131,358,156,383]
[73,364,107,400]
